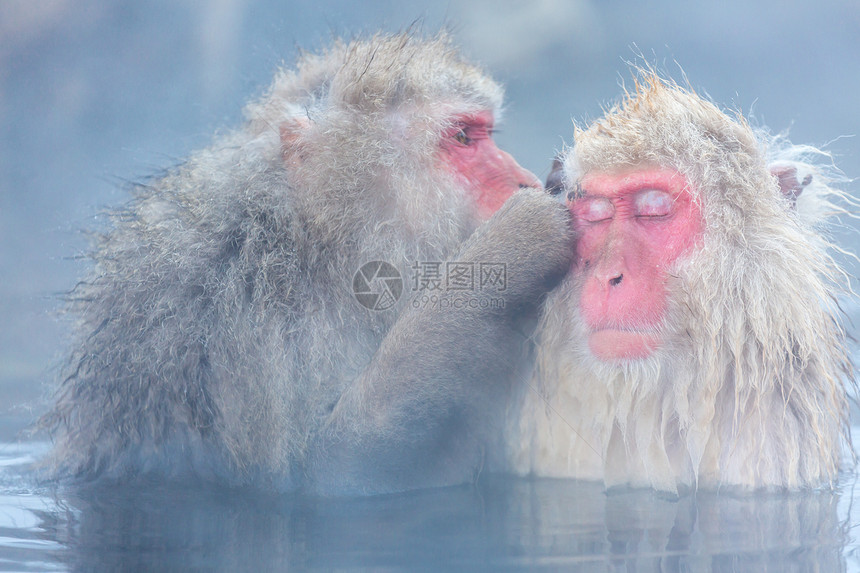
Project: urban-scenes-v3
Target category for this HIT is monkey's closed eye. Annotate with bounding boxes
[577,197,615,223]
[634,189,674,218]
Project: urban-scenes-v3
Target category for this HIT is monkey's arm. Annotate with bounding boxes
[308,189,574,494]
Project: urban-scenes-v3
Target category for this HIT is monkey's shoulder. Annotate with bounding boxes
[77,171,308,325]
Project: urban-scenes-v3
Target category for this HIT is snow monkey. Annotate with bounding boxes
[506,74,855,494]
[42,33,574,494]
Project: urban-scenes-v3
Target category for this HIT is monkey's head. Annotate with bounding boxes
[547,74,849,380]
[246,33,538,236]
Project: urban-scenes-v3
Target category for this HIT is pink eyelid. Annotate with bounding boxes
[579,197,615,222]
[574,188,675,222]
[461,125,493,139]
[634,189,674,217]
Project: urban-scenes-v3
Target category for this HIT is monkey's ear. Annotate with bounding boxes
[545,156,565,196]
[280,117,311,166]
[770,163,812,206]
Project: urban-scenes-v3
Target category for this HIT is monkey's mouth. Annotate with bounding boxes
[587,328,660,361]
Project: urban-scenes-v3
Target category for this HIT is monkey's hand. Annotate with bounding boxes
[455,187,575,314]
[308,189,574,495]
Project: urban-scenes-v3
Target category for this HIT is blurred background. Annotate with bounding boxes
[1,0,858,437]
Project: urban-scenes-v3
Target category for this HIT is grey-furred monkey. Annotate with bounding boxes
[41,33,574,494]
[506,74,856,494]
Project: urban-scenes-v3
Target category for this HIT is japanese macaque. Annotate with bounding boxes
[506,75,855,494]
[41,33,574,494]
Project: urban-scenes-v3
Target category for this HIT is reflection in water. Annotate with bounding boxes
[0,440,856,571]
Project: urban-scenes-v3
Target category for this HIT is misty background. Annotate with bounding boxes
[1,0,859,437]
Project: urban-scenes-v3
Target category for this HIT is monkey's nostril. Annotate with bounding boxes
[609,274,623,287]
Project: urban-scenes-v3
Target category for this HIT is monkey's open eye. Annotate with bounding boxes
[453,129,472,146]
[634,189,674,218]
[576,197,615,223]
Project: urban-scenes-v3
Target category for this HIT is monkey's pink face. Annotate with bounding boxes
[570,168,703,361]
[441,111,541,219]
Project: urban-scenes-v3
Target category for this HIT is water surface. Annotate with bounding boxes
[1,436,858,571]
